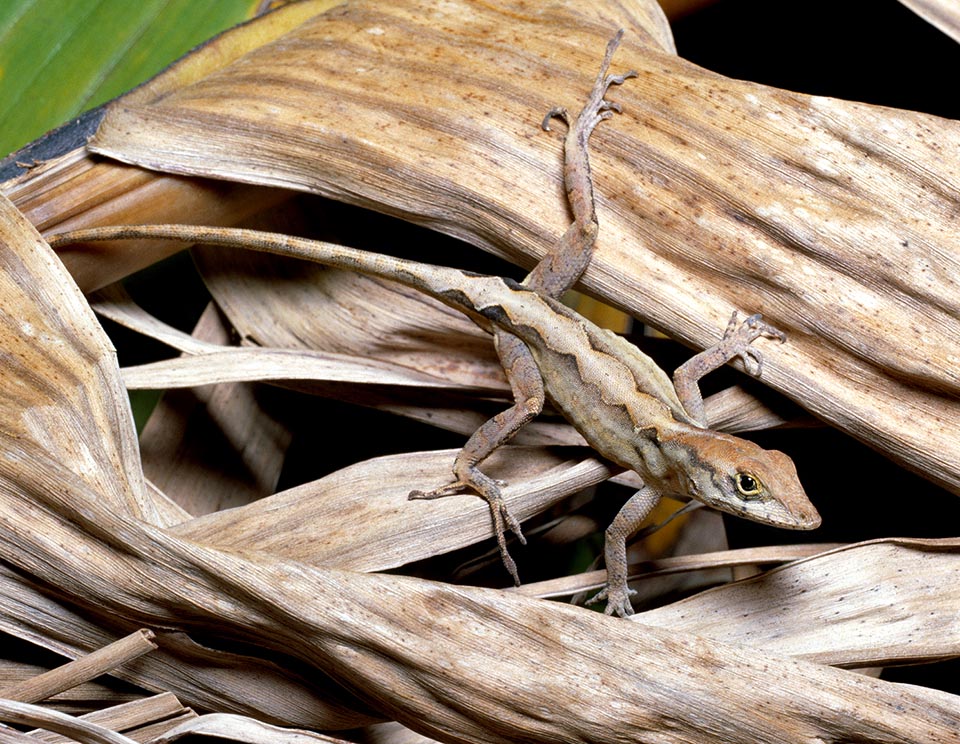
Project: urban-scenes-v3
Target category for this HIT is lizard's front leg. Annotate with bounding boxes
[587,486,662,617]
[673,312,786,426]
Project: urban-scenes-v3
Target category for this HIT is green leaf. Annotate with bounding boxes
[0,0,259,157]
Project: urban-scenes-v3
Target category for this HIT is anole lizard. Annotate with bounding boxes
[49,33,820,617]
[408,31,639,580]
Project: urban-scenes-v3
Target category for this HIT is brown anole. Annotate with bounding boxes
[408,30,639,580]
[49,33,820,617]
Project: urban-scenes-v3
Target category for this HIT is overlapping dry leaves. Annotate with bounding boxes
[0,1,958,743]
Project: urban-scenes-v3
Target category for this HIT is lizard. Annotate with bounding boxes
[407,30,639,582]
[48,34,821,618]
[48,237,821,617]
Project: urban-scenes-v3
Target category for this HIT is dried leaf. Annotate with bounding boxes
[27,693,193,744]
[635,537,960,667]
[515,542,841,599]
[0,629,156,704]
[192,245,506,392]
[83,0,960,498]
[0,662,136,715]
[1,446,958,743]
[4,149,286,294]
[0,699,137,744]
[0,192,160,523]
[0,185,957,742]
[91,282,501,393]
[0,565,372,730]
[122,349,492,391]
[137,305,292,515]
[170,447,614,571]
[155,713,353,744]
[899,0,960,43]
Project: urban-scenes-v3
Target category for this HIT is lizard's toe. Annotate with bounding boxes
[587,584,636,617]
[408,481,467,501]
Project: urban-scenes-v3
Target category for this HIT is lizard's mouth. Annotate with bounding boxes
[739,502,822,530]
[703,489,821,530]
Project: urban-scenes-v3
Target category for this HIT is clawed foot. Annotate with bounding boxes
[586,582,636,617]
[409,469,526,585]
[542,29,637,135]
[672,311,786,425]
[720,312,786,377]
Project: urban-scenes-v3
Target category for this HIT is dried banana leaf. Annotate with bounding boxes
[154,713,353,744]
[0,699,137,744]
[0,183,156,523]
[0,194,373,729]
[82,0,960,501]
[0,185,958,742]
[135,304,292,515]
[27,692,193,744]
[191,243,505,392]
[899,0,960,42]
[2,5,960,743]
[634,537,960,667]
[0,534,375,731]
[0,630,156,704]
[515,542,841,599]
[1,443,958,743]
[169,447,614,570]
[4,149,285,293]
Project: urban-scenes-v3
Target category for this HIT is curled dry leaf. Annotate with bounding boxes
[90,282,586,445]
[81,0,960,500]
[191,244,506,392]
[135,304,293,516]
[0,562,371,730]
[0,698,138,744]
[120,348,492,392]
[514,542,841,599]
[170,447,615,572]
[25,692,194,743]
[3,147,286,294]
[0,183,959,742]
[154,713,353,744]
[635,537,960,667]
[0,192,157,523]
[898,0,960,42]
[0,629,156,704]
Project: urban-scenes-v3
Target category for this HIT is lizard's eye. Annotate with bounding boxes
[735,472,764,498]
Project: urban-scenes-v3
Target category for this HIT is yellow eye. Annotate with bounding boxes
[735,472,763,497]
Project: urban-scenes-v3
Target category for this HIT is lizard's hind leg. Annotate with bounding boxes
[409,333,544,585]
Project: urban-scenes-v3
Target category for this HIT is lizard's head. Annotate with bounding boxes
[655,426,820,530]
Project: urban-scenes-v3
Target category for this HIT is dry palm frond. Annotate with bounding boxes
[0,1,958,742]
[70,0,960,501]
[1,165,960,741]
[899,0,960,42]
